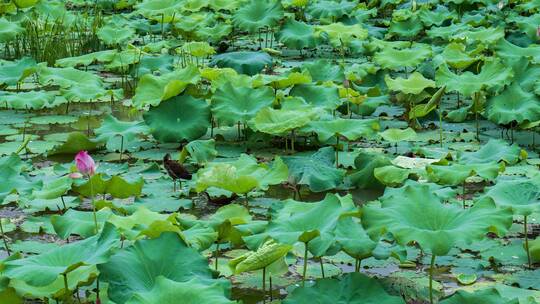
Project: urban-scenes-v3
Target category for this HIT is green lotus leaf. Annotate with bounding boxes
[31,176,72,200]
[48,132,100,156]
[132,65,200,109]
[301,59,344,82]
[0,154,41,202]
[437,42,479,70]
[4,223,119,287]
[276,19,319,49]
[335,216,378,260]
[419,5,456,26]
[486,83,540,125]
[484,180,540,216]
[440,288,519,304]
[454,26,504,45]
[3,91,56,110]
[95,115,149,153]
[51,208,114,239]
[55,50,117,68]
[457,139,524,165]
[315,22,368,48]
[133,54,174,77]
[211,82,274,125]
[210,52,272,76]
[250,107,316,135]
[307,118,380,142]
[388,16,423,39]
[426,162,503,186]
[194,22,233,43]
[126,276,235,304]
[98,232,216,304]
[232,0,283,32]
[179,41,216,57]
[37,66,102,89]
[374,165,413,187]
[256,71,312,89]
[362,184,512,256]
[284,272,405,304]
[495,39,540,64]
[143,94,210,143]
[435,60,513,97]
[73,174,144,199]
[107,206,179,240]
[0,18,24,43]
[179,139,218,165]
[0,57,37,86]
[385,72,435,95]
[229,239,292,274]
[282,147,346,192]
[346,151,391,189]
[427,23,472,40]
[290,84,341,110]
[180,224,218,251]
[12,0,39,8]
[135,0,183,22]
[374,44,431,70]
[306,0,356,20]
[97,22,135,46]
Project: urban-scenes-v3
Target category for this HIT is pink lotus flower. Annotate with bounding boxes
[75,151,96,176]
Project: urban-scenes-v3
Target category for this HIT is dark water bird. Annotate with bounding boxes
[163,153,192,192]
[202,191,238,206]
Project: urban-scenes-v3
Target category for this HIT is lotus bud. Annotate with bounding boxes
[75,151,96,176]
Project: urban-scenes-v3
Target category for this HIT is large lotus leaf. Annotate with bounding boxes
[306,0,356,19]
[55,50,117,68]
[210,52,272,76]
[440,288,519,304]
[346,151,392,189]
[107,206,179,240]
[457,139,524,165]
[4,223,119,287]
[484,180,540,216]
[374,44,431,70]
[229,239,292,273]
[385,72,435,95]
[132,65,200,109]
[0,154,40,202]
[126,276,234,304]
[31,176,72,200]
[0,57,37,86]
[388,16,423,39]
[362,184,512,256]
[284,272,405,304]
[73,174,144,199]
[255,71,312,89]
[233,0,283,32]
[454,27,504,45]
[426,162,503,186]
[495,39,540,63]
[379,128,417,143]
[315,23,368,48]
[290,84,341,110]
[95,115,149,153]
[51,208,114,239]
[98,232,214,304]
[250,107,316,135]
[307,118,380,142]
[486,83,540,125]
[374,165,414,187]
[282,147,345,192]
[196,154,287,193]
[419,5,456,26]
[276,19,319,49]
[143,94,210,143]
[246,193,355,252]
[97,22,135,46]
[301,59,344,82]
[179,139,218,165]
[0,18,23,43]
[211,82,274,125]
[3,91,56,110]
[335,216,378,260]
[435,60,513,97]
[436,42,478,70]
[48,132,99,156]
[135,0,183,22]
[37,66,102,89]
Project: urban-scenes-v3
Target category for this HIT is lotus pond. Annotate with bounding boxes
[1,0,540,303]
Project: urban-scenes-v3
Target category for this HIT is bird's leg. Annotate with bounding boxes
[173,180,176,192]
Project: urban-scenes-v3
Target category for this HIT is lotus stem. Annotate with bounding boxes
[335,136,340,168]
[0,219,10,255]
[462,182,466,209]
[269,275,273,301]
[215,242,219,271]
[320,258,325,278]
[60,196,67,211]
[89,177,98,235]
[525,215,532,268]
[119,135,124,161]
[291,129,295,153]
[429,254,436,304]
[262,266,266,304]
[63,272,70,302]
[244,193,249,206]
[439,104,443,148]
[355,258,362,272]
[475,110,480,142]
[302,241,309,286]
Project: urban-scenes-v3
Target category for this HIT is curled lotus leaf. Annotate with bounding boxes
[385,72,436,95]
[229,239,292,274]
